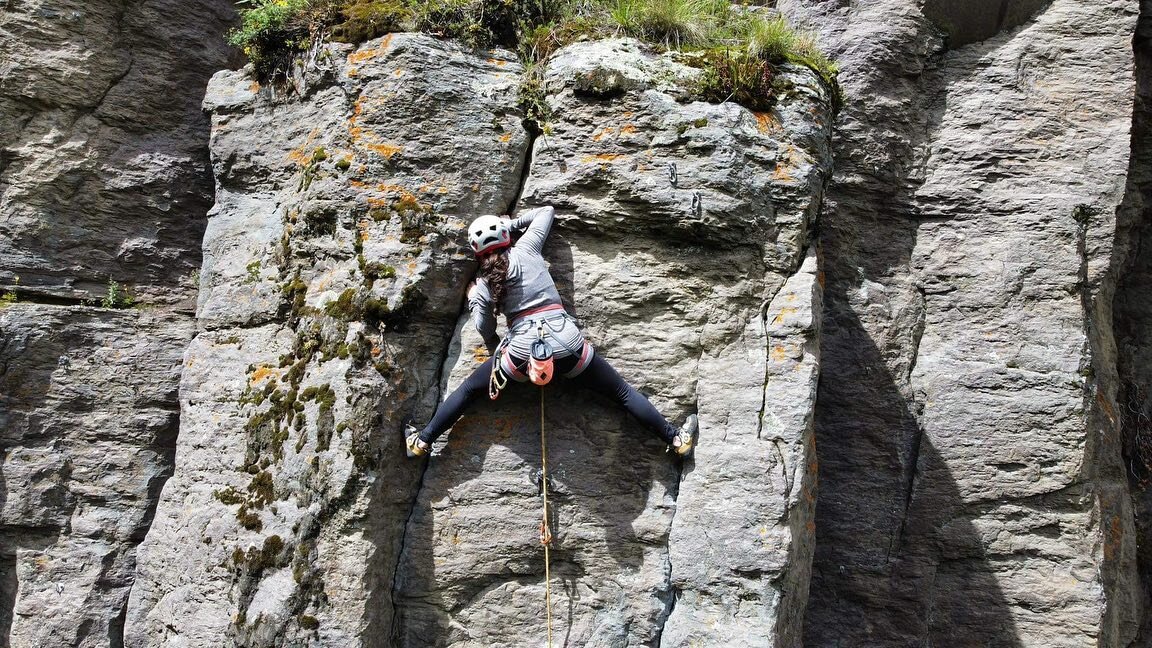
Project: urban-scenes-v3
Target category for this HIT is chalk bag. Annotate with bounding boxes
[529,335,554,386]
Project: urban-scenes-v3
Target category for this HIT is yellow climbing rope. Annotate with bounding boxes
[539,386,554,648]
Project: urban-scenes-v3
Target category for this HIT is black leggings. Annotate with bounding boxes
[418,352,678,445]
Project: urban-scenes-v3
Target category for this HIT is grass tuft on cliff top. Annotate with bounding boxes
[229,0,839,110]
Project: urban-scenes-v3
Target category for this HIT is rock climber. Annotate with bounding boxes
[405,205,698,458]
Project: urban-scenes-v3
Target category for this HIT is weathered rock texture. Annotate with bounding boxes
[1116,1,1152,644]
[399,39,830,648]
[0,0,236,646]
[125,34,832,647]
[0,307,190,647]
[5,0,1152,646]
[0,0,236,303]
[779,0,1145,645]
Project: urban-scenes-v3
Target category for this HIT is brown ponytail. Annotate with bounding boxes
[477,250,509,315]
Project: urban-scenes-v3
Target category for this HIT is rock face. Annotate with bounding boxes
[398,39,830,648]
[779,0,1144,645]
[124,34,832,647]
[125,33,532,647]
[0,0,237,303]
[3,1,1152,646]
[0,307,190,647]
[0,0,236,647]
[1115,2,1152,644]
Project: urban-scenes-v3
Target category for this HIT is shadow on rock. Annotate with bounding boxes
[389,376,680,647]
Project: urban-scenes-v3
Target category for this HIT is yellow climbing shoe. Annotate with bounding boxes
[671,414,698,456]
[405,430,429,458]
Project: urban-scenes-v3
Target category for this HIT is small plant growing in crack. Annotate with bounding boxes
[0,276,19,307]
[101,278,135,309]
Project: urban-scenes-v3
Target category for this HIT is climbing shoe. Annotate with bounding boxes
[405,426,429,458]
[670,414,698,456]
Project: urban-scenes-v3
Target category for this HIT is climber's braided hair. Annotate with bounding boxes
[477,249,509,315]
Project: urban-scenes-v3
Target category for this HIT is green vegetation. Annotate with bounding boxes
[0,276,19,307]
[298,147,328,192]
[244,260,262,284]
[101,279,135,309]
[229,0,838,109]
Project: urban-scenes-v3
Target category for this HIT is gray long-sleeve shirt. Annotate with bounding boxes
[468,206,561,350]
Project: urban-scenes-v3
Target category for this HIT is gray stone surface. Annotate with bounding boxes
[127,34,832,647]
[3,0,1146,644]
[0,0,237,304]
[0,305,191,648]
[780,0,1144,644]
[396,38,831,648]
[0,1,235,646]
[126,33,534,646]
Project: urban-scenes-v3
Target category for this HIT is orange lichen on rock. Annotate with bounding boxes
[368,142,403,159]
[396,192,422,211]
[249,365,280,385]
[580,153,624,163]
[472,344,490,363]
[287,129,322,166]
[619,124,638,135]
[248,81,261,94]
[1104,513,1122,560]
[1098,390,1117,425]
[499,133,513,143]
[592,127,615,141]
[773,306,797,324]
[754,112,780,134]
[348,34,394,65]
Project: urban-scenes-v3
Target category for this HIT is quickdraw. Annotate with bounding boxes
[488,338,510,400]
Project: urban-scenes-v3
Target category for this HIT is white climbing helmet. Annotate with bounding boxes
[467,215,512,256]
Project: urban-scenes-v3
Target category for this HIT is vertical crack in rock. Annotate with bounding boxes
[893,287,927,553]
[109,595,129,648]
[390,124,540,645]
[0,550,15,645]
[388,457,431,644]
[755,283,787,441]
[505,128,538,217]
[83,0,134,115]
[1112,0,1152,641]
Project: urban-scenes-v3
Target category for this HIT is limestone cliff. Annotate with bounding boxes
[0,0,236,646]
[124,34,831,646]
[784,0,1144,645]
[1,1,1152,647]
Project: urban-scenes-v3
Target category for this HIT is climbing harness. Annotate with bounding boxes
[529,326,555,386]
[538,386,554,648]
